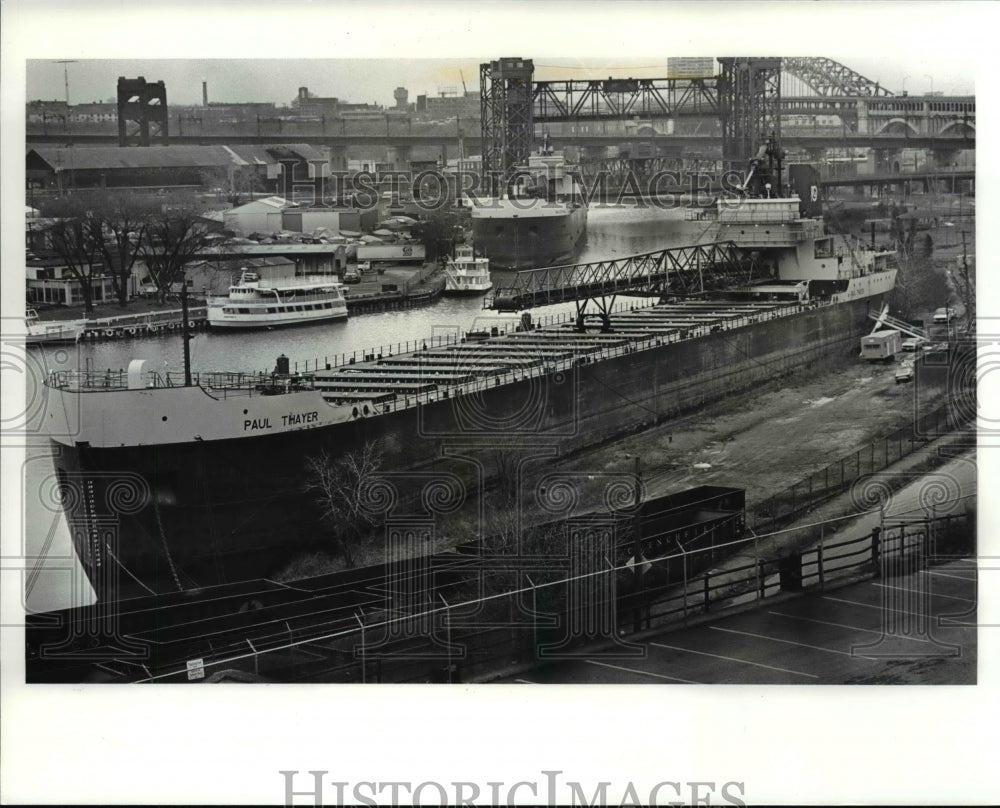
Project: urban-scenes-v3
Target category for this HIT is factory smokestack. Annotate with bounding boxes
[202,81,208,107]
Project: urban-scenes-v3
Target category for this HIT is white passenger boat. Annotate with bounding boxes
[25,309,86,345]
[207,270,348,329]
[442,245,492,295]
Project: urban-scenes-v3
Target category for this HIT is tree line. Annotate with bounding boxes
[37,190,219,313]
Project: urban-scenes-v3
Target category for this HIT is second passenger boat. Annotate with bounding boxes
[442,244,492,295]
[207,269,348,329]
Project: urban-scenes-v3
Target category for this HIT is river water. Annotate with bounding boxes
[22,204,709,612]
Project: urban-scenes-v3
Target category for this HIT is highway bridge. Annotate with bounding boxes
[24,131,975,151]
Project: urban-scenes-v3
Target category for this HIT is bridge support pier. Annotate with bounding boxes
[386,144,412,171]
[326,145,348,173]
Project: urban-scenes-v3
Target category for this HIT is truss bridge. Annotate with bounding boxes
[485,241,758,321]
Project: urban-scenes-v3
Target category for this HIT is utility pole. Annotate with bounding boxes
[180,272,192,387]
[56,60,78,105]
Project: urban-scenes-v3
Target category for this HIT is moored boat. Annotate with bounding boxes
[470,146,588,270]
[25,309,86,346]
[442,244,492,295]
[206,270,348,329]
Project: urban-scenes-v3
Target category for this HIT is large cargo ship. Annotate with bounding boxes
[41,177,896,598]
[469,148,588,270]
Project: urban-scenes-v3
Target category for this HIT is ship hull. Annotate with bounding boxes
[442,285,492,296]
[207,310,348,330]
[50,291,889,598]
[470,204,587,270]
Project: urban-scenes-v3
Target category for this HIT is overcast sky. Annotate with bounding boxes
[25,55,975,108]
[12,2,986,107]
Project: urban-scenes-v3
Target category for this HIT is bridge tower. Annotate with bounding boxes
[480,57,534,195]
[718,57,781,168]
[117,76,169,146]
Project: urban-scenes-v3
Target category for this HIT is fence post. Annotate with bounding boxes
[681,549,689,625]
[439,593,453,683]
[817,542,825,591]
[354,611,366,684]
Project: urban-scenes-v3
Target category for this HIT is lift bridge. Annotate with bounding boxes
[485,241,758,329]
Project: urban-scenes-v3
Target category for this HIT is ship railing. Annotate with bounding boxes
[45,368,294,396]
[45,369,132,391]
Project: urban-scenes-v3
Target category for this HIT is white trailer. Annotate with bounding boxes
[356,243,426,263]
[860,329,902,361]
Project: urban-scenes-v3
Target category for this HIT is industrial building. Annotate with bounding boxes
[221,196,377,237]
[26,143,329,193]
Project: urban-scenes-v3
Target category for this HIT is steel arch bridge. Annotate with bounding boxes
[781,57,895,97]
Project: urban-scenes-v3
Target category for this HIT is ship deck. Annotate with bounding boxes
[308,296,817,406]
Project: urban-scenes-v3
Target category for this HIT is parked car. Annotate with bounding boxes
[933,307,956,323]
[895,361,915,384]
[342,269,361,284]
[901,337,926,352]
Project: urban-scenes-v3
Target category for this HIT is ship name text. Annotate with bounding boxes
[283,411,319,427]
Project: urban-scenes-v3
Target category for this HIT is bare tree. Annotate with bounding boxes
[304,440,385,568]
[40,196,104,314]
[138,202,214,304]
[199,165,265,207]
[93,192,155,306]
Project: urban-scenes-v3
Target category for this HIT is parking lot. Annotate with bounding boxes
[499,558,977,685]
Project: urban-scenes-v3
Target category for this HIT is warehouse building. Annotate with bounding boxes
[26,143,328,193]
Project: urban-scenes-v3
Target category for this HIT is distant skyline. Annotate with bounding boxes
[25,56,976,109]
